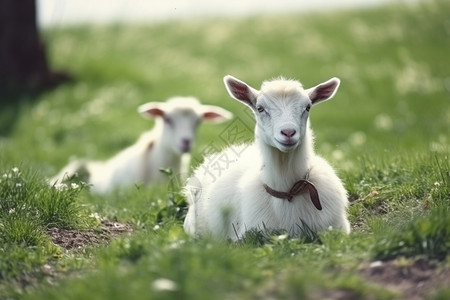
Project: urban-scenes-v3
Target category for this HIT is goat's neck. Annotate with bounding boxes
[140,128,182,176]
[259,129,314,191]
[152,134,182,171]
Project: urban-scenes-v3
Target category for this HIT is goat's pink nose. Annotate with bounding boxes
[281,129,296,138]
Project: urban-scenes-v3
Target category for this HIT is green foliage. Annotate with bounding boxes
[0,166,92,233]
[156,169,189,224]
[0,165,93,282]
[373,208,450,261]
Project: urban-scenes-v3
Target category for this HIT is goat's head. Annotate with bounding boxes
[224,75,340,153]
[139,97,232,154]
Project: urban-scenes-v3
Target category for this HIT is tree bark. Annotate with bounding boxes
[0,0,70,95]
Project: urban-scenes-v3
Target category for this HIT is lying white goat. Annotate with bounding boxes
[184,76,351,240]
[52,97,232,194]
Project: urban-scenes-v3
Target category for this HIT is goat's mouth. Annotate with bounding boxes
[179,145,191,153]
[275,139,298,150]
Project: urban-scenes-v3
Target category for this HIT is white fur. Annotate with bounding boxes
[184,76,350,240]
[51,97,232,194]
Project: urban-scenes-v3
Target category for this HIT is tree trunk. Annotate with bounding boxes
[0,0,70,95]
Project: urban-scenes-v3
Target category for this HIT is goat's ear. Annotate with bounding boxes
[200,105,233,124]
[307,77,341,105]
[223,75,258,109]
[138,102,165,119]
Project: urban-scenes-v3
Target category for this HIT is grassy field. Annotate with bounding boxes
[0,0,449,299]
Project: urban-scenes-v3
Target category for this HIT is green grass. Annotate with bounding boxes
[1,0,449,299]
[0,166,95,282]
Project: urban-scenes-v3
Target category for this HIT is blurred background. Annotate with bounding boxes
[0,0,448,176]
[37,0,419,27]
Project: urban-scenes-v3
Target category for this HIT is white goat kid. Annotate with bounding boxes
[52,97,232,194]
[184,76,350,240]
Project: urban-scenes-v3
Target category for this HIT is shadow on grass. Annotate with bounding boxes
[0,73,73,136]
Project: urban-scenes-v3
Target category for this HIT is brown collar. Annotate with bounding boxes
[263,170,322,210]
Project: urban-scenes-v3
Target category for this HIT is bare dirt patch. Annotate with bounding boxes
[361,258,450,299]
[4,221,134,294]
[47,220,133,250]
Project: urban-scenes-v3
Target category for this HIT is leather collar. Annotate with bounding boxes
[263,170,322,210]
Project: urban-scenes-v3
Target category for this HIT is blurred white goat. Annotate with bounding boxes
[52,97,232,194]
[184,76,350,240]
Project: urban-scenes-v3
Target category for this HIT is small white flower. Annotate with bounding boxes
[152,278,178,292]
[374,113,393,131]
[332,149,344,160]
[422,240,428,249]
[277,234,288,240]
[89,212,102,221]
[369,261,383,269]
[16,183,22,188]
[169,239,185,249]
[434,181,440,187]
[54,183,68,191]
[153,224,160,230]
[349,131,366,146]
[8,208,15,214]
[71,183,79,189]
[12,167,19,173]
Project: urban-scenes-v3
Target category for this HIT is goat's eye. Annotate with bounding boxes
[164,116,174,126]
[306,104,311,112]
[257,106,265,113]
